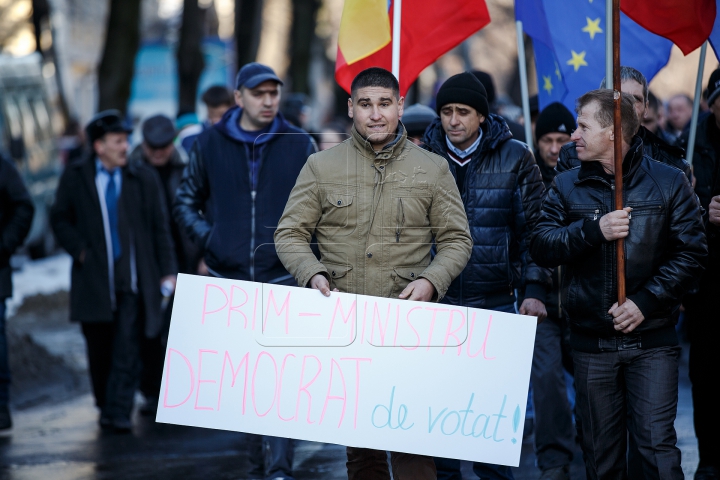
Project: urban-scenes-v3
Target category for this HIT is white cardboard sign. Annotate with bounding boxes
[157,274,536,467]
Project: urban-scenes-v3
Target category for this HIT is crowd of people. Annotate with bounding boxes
[0,60,718,480]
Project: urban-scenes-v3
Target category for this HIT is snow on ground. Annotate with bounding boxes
[7,253,72,317]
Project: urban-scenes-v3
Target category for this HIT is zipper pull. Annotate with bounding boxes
[593,209,599,220]
[396,232,400,243]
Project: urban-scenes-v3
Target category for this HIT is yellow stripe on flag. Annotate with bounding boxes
[338,0,391,65]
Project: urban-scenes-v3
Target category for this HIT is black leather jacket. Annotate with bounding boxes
[530,137,707,352]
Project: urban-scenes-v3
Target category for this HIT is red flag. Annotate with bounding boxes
[621,0,716,55]
[335,0,491,96]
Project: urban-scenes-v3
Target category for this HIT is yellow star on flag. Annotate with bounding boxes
[567,50,588,72]
[555,62,562,80]
[543,76,554,95]
[582,17,603,40]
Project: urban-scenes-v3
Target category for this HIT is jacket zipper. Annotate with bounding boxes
[396,198,404,242]
[250,190,256,281]
[593,209,599,220]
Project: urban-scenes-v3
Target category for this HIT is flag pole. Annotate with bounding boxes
[392,0,402,82]
[516,21,534,151]
[686,42,708,166]
[612,0,626,305]
[606,0,614,89]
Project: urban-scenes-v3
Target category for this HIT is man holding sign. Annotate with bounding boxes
[275,67,472,479]
[530,90,706,478]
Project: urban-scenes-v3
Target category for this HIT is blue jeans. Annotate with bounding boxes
[248,434,295,479]
[434,303,516,480]
[573,346,683,480]
[0,299,8,406]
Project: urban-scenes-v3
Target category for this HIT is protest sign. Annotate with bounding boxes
[157,274,536,466]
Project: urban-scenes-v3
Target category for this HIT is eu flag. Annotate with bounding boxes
[711,0,720,62]
[517,0,673,114]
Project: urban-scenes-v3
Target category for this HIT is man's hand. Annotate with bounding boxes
[398,278,436,302]
[709,195,720,226]
[309,274,338,297]
[599,207,633,241]
[160,275,177,293]
[519,298,547,323]
[609,299,644,333]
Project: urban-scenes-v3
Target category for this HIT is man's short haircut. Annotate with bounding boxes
[599,66,648,103]
[201,85,234,108]
[350,67,400,99]
[576,89,639,144]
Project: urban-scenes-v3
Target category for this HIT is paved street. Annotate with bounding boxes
[0,255,702,479]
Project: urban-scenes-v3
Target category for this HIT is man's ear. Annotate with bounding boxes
[347,97,354,119]
[478,113,486,124]
[397,95,405,118]
[234,89,244,109]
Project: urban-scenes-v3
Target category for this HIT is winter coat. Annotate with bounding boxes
[274,124,472,300]
[0,155,34,299]
[423,115,551,309]
[50,157,177,336]
[530,137,707,352]
[173,107,315,282]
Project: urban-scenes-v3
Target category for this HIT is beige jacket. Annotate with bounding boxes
[274,125,472,300]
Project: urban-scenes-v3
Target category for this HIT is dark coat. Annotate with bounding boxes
[50,157,177,336]
[0,155,34,299]
[173,108,315,282]
[423,114,551,309]
[530,137,707,352]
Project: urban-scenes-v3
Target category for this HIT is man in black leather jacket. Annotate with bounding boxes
[530,90,706,479]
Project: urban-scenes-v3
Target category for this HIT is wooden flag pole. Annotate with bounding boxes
[612,0,626,304]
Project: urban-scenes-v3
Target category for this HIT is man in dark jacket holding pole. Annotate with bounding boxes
[0,154,34,430]
[50,110,177,433]
[424,72,550,480]
[530,90,706,479]
[173,62,315,480]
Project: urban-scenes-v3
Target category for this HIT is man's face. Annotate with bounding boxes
[95,132,129,170]
[642,106,660,133]
[141,141,174,167]
[622,80,647,122]
[207,104,231,125]
[348,86,404,150]
[235,80,281,130]
[537,132,571,167]
[667,96,692,131]
[439,103,484,151]
[570,101,612,162]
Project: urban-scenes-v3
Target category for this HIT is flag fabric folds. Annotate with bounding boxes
[621,0,716,55]
[335,0,491,96]
[515,0,673,114]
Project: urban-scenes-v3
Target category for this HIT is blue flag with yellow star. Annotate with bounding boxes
[517,0,673,114]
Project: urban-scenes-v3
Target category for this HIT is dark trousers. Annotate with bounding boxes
[531,316,575,471]
[685,280,720,468]
[573,346,683,480]
[346,447,437,480]
[81,292,142,420]
[247,434,296,480]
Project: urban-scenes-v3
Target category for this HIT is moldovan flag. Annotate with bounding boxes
[335,0,491,96]
[621,0,716,54]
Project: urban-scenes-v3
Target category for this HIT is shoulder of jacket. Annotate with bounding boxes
[403,141,450,172]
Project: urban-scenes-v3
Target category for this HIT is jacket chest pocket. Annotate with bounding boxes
[567,205,605,221]
[391,187,432,242]
[625,202,664,218]
[321,190,357,236]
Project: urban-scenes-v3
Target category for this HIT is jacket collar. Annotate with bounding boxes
[351,123,407,161]
[576,135,644,184]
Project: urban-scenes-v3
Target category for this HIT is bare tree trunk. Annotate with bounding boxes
[288,0,319,94]
[177,0,207,116]
[97,0,142,115]
[235,0,263,69]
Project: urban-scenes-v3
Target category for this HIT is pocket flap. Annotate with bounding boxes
[326,193,354,207]
[324,263,353,279]
[393,266,424,281]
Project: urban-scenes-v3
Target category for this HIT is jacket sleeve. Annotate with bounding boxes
[419,159,473,301]
[172,140,212,248]
[514,147,552,300]
[529,179,598,268]
[628,171,707,317]
[50,167,85,262]
[274,156,328,287]
[0,159,34,258]
[147,168,178,278]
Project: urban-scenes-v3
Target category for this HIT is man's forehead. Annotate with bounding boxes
[540,132,571,142]
[353,86,397,100]
[441,103,475,112]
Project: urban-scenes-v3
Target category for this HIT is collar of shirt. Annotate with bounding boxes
[445,129,482,160]
[95,158,122,193]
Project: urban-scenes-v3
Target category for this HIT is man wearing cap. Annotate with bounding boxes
[530,102,577,480]
[174,62,315,480]
[402,103,437,146]
[682,68,720,480]
[423,72,550,480]
[50,110,177,433]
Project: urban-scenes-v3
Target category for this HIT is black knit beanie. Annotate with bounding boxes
[436,72,489,118]
[535,102,576,141]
